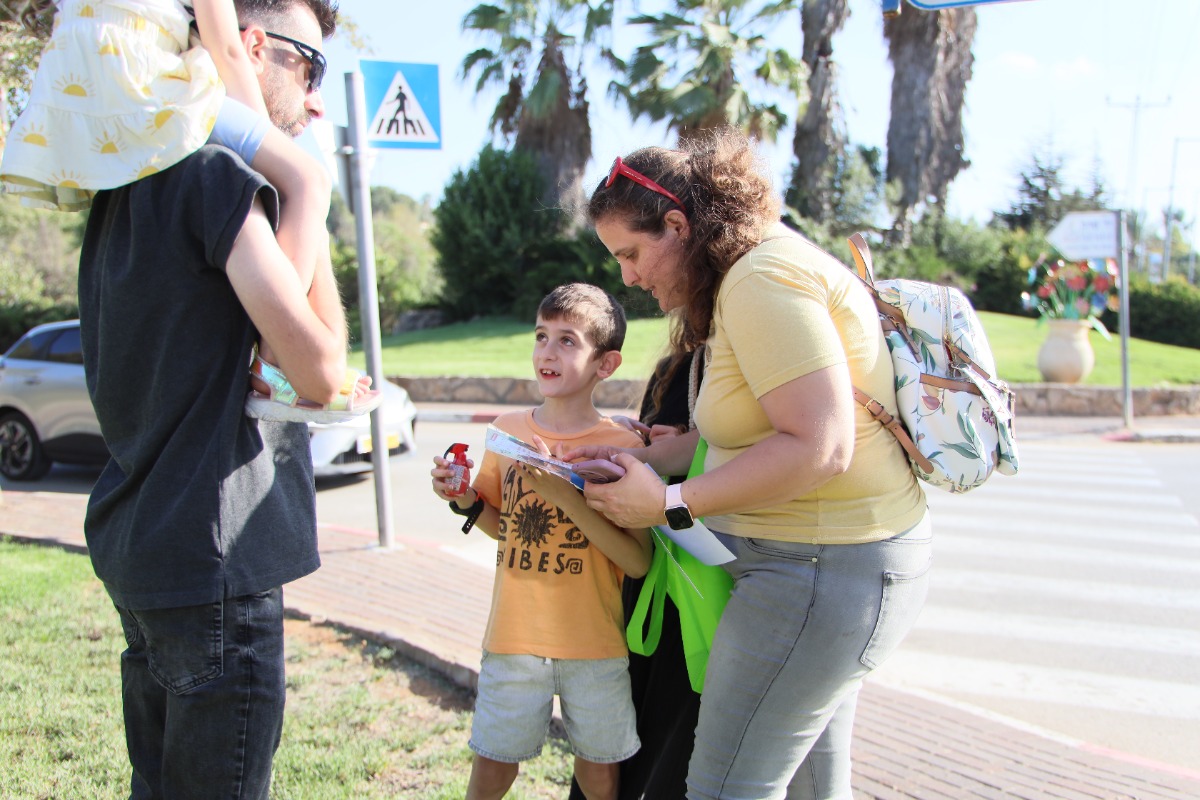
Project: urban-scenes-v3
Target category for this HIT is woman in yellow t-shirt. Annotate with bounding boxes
[567,128,931,800]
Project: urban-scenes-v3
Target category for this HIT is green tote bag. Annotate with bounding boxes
[626,438,733,693]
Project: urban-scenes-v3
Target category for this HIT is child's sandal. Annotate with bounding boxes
[245,347,383,424]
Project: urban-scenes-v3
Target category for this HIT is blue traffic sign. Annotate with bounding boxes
[905,0,1030,8]
[360,60,441,150]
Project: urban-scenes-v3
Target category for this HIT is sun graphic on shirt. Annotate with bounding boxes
[92,131,122,155]
[161,64,190,82]
[49,170,87,189]
[132,159,161,180]
[76,4,96,18]
[97,40,121,57]
[17,123,49,147]
[148,106,177,132]
[53,73,93,98]
[512,499,553,549]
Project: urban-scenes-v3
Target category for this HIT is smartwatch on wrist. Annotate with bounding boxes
[664,483,695,530]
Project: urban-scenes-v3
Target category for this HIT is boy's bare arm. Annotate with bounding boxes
[517,464,652,578]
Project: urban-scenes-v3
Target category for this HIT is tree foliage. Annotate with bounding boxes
[460,0,609,210]
[607,0,806,144]
[994,151,1109,232]
[330,190,441,340]
[431,144,626,322]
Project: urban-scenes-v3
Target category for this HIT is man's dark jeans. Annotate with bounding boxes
[116,588,286,800]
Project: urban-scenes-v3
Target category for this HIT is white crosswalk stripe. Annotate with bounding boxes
[871,440,1200,770]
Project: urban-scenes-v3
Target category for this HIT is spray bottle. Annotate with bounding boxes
[443,443,470,497]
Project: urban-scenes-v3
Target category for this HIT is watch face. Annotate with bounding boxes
[665,505,693,530]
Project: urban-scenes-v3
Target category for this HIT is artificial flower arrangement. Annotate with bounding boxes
[1022,256,1120,337]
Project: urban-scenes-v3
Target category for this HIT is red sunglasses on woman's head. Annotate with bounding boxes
[605,157,684,210]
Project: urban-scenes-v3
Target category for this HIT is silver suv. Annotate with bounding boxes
[0,320,417,481]
[0,320,106,480]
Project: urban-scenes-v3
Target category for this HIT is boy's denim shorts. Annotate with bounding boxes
[469,651,640,764]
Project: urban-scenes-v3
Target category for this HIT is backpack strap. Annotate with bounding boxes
[851,387,935,475]
[848,232,874,283]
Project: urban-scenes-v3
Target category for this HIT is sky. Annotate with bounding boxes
[305,0,1200,244]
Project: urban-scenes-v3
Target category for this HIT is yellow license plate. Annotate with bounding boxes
[356,433,402,455]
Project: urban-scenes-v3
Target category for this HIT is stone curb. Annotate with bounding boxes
[393,376,1200,417]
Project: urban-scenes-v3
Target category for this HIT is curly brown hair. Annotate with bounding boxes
[586,128,780,352]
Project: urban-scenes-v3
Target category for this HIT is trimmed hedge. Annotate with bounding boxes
[1101,276,1200,350]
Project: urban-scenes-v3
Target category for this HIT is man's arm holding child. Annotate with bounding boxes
[225,197,347,403]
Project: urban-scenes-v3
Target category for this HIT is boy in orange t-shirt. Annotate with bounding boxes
[431,283,652,800]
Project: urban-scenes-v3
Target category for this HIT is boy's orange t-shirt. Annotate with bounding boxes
[473,409,645,660]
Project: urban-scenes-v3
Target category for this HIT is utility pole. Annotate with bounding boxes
[1162,137,1200,280]
[1108,96,1170,273]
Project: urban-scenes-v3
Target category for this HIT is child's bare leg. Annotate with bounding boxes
[572,757,618,800]
[465,754,519,800]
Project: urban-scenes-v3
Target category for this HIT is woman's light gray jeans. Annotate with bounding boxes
[687,512,932,800]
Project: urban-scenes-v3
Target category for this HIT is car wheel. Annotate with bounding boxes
[0,411,51,481]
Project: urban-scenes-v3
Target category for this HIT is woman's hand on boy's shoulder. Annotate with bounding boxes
[612,415,652,445]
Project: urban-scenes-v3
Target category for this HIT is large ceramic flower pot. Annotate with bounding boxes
[1037,319,1095,384]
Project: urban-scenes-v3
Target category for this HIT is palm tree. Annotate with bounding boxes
[883,5,977,242]
[608,0,806,145]
[787,0,849,222]
[460,1,613,210]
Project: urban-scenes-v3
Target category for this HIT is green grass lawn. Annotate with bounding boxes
[0,539,572,799]
[354,313,1200,387]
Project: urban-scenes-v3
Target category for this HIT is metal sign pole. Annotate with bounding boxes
[1118,210,1133,430]
[345,70,396,549]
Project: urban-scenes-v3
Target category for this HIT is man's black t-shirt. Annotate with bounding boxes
[78,145,320,610]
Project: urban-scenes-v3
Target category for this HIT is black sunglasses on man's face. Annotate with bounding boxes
[262,30,327,93]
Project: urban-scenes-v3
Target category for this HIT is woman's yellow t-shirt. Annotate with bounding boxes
[693,224,927,544]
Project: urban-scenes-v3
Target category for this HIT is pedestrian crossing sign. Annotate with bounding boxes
[360,60,441,150]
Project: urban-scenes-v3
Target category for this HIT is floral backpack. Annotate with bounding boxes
[847,233,1019,493]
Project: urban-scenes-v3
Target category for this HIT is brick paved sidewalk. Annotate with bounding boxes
[3,488,1199,800]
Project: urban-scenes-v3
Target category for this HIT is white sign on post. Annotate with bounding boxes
[1047,211,1120,261]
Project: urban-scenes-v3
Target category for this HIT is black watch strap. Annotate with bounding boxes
[449,495,485,534]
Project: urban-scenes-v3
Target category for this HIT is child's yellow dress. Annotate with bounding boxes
[0,0,224,211]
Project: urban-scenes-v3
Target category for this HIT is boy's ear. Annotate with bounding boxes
[596,350,622,380]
